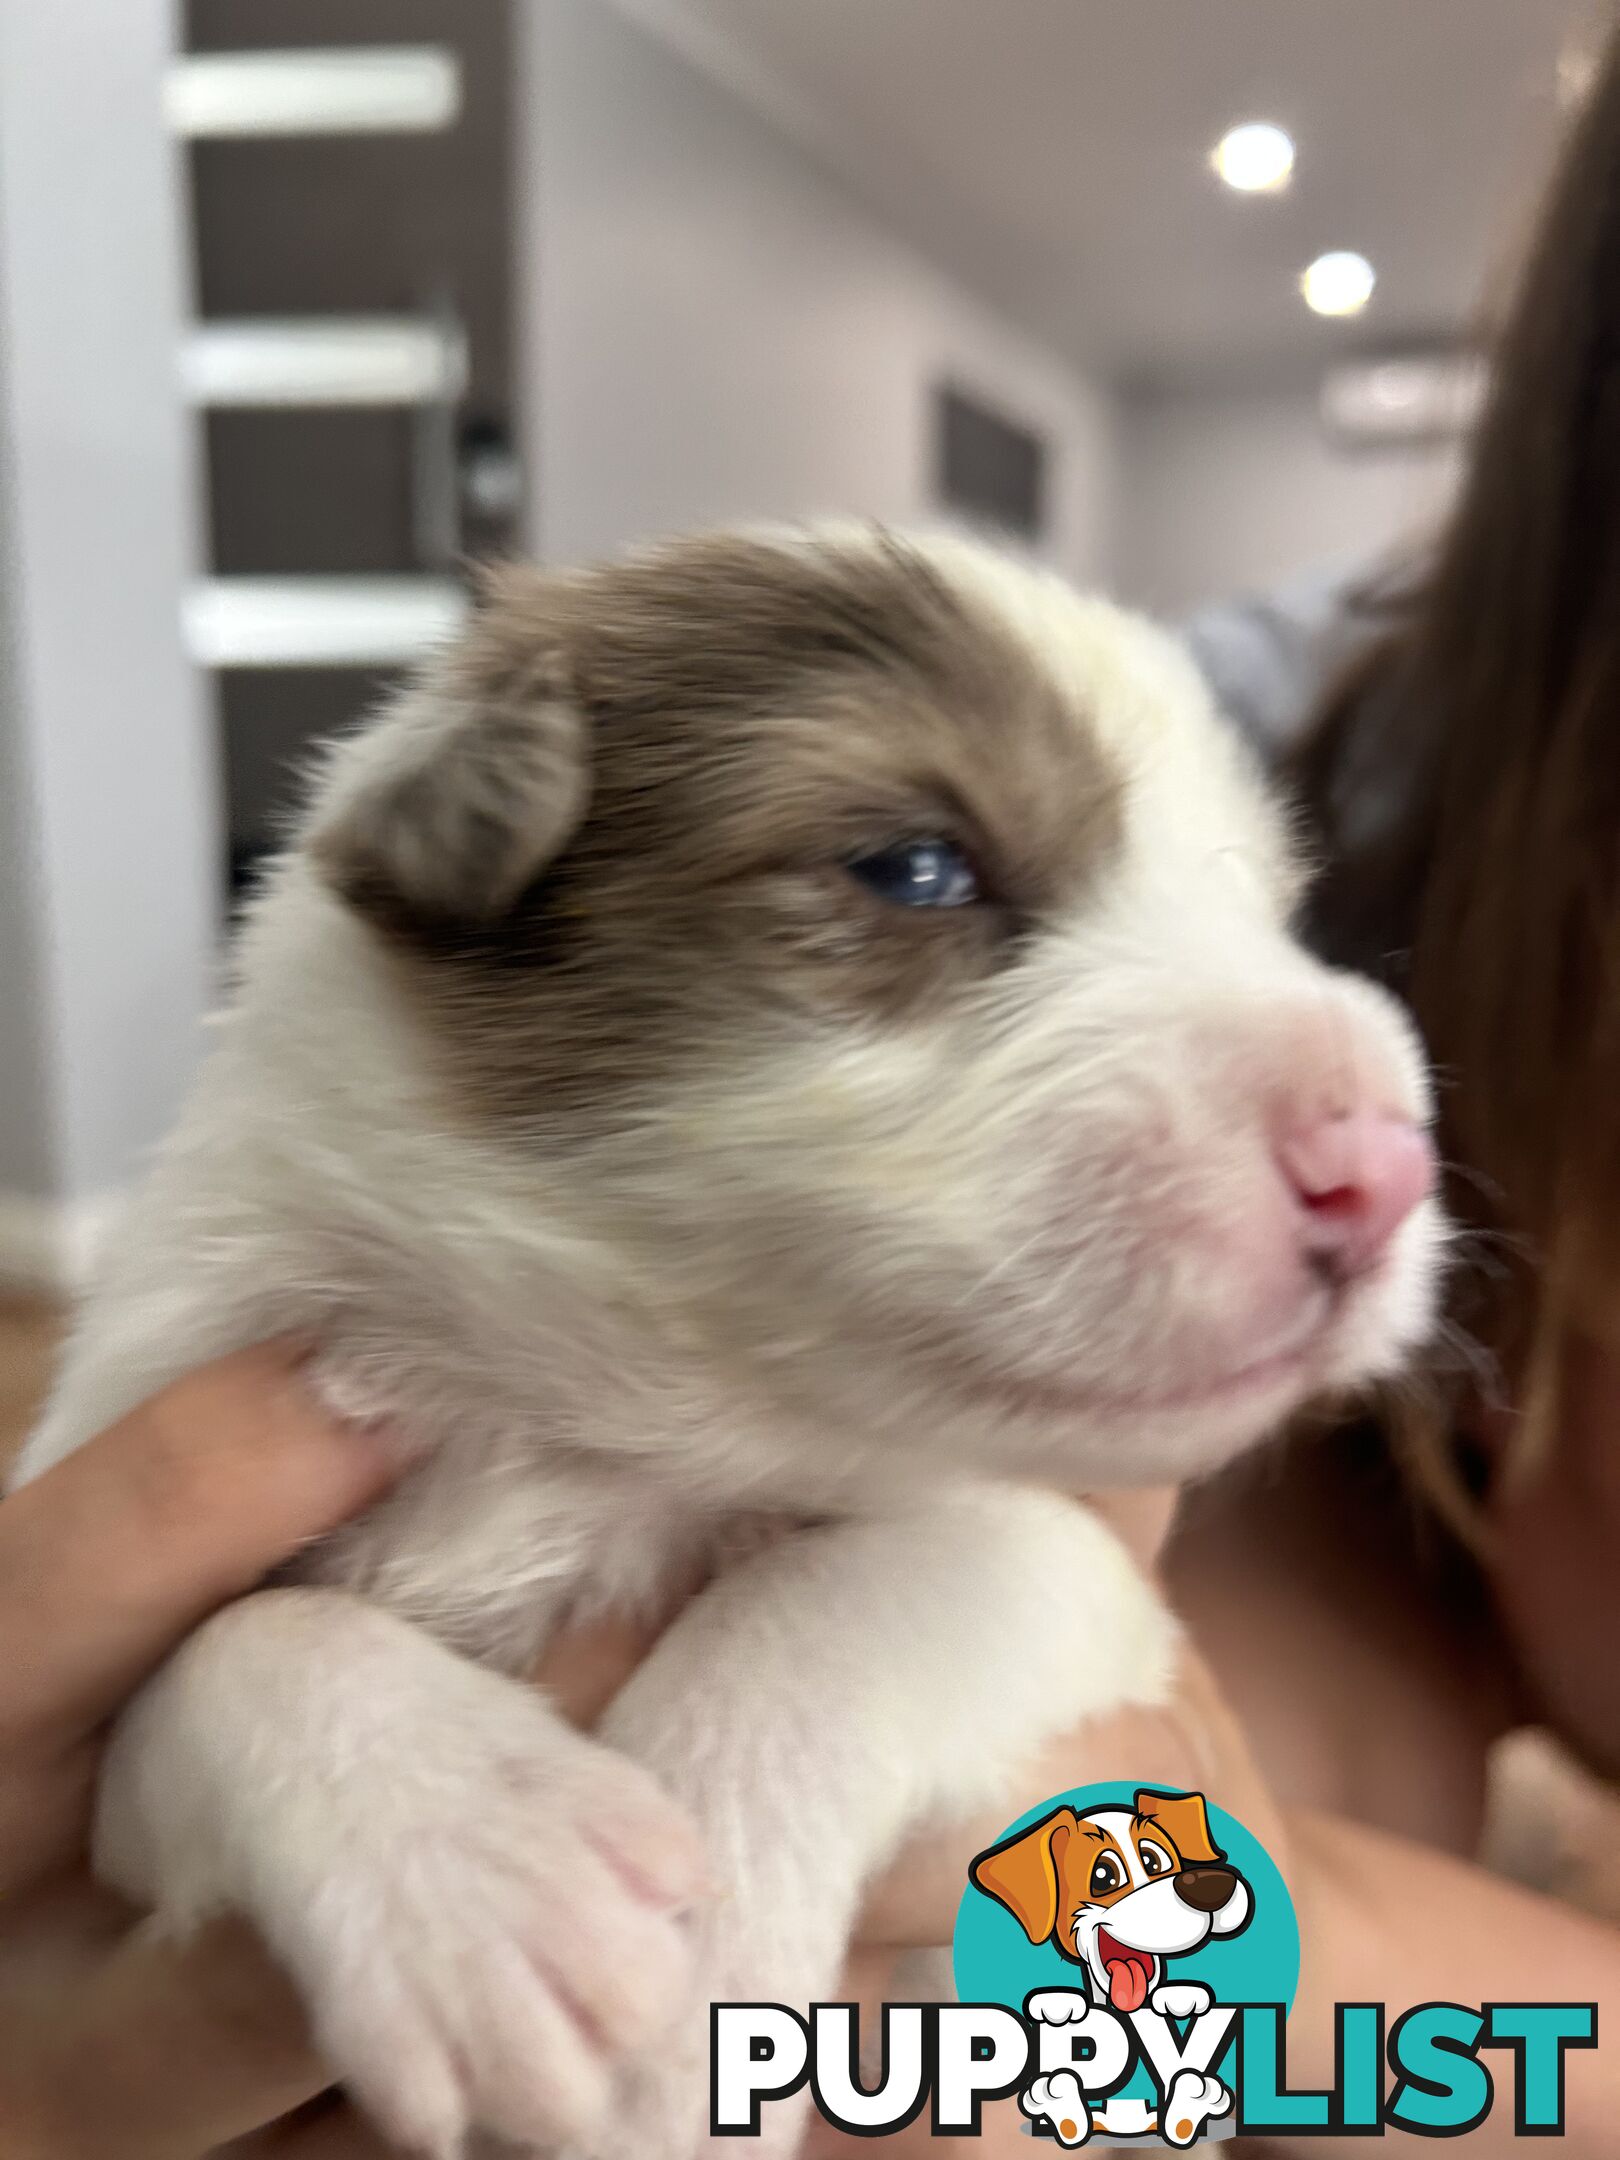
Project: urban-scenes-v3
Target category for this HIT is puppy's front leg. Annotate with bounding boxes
[594,1485,1175,2160]
[95,1586,705,2159]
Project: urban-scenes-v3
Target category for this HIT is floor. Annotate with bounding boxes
[2,1290,1615,1927]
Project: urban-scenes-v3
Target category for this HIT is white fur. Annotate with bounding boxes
[1162,2068,1235,2147]
[13,530,1441,2158]
[1068,1808,1253,2014]
[1152,1982,1216,2022]
[1021,2069,1095,2146]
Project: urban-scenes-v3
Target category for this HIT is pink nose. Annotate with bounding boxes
[1275,1110,1434,1280]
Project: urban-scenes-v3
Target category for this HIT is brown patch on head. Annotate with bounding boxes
[1070,1822,1136,1913]
[310,528,1125,1134]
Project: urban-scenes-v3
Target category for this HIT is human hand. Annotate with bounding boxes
[2,1378,1254,2160]
[529,1484,1280,2160]
[0,1347,401,2158]
[224,1483,1257,2160]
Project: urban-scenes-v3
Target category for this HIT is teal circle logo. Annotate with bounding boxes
[954,1784,1298,2143]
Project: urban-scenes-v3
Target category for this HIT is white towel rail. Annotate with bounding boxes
[183,576,468,670]
[167,48,461,140]
[182,316,468,409]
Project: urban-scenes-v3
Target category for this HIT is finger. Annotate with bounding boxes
[1082,1486,1179,1569]
[223,2093,405,2159]
[528,1541,711,1730]
[0,1873,131,1994]
[0,1346,402,1741]
[530,1605,689,1728]
[19,1914,331,2160]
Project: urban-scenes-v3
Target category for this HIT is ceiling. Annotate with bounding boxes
[629,0,1601,386]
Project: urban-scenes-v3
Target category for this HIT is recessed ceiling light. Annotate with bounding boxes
[1301,250,1376,318]
[1212,122,1295,193]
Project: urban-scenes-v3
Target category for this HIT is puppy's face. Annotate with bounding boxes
[309,528,1441,1482]
[970,1791,1252,2013]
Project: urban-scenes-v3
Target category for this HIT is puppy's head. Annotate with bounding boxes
[305,525,1441,1483]
[970,1790,1252,2012]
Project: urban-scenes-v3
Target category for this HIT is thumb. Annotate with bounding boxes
[11,1912,330,2159]
[1,1345,402,1744]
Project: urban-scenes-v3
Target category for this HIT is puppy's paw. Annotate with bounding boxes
[1021,2071,1094,2146]
[1150,1980,1214,2021]
[566,2052,709,2160]
[268,1723,705,2157]
[1161,2068,1233,2147]
[570,1928,831,2160]
[1026,1988,1093,2027]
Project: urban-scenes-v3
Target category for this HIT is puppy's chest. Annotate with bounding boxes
[285,1419,802,1675]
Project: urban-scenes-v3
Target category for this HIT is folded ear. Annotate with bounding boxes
[969,1808,1078,1946]
[309,567,589,941]
[1134,1789,1224,1867]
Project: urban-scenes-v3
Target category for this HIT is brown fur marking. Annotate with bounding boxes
[313,530,1125,1133]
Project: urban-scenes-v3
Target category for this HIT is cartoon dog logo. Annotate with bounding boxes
[969,1789,1251,2146]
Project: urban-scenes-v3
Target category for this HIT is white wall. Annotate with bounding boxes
[518,0,1119,586]
[0,0,1473,1296]
[0,0,216,1283]
[0,466,55,1205]
[1116,381,1463,619]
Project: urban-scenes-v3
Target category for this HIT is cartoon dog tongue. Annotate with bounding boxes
[1100,1936,1154,2014]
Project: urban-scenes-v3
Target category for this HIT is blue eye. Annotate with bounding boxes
[847,838,980,909]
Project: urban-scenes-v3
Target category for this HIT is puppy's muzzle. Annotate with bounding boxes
[1173,1865,1238,1913]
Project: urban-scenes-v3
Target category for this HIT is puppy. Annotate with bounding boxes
[974,1791,1250,2149]
[14,527,1441,2160]
[971,1787,1251,2013]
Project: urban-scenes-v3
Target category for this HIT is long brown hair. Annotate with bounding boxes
[1294,21,1620,1517]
